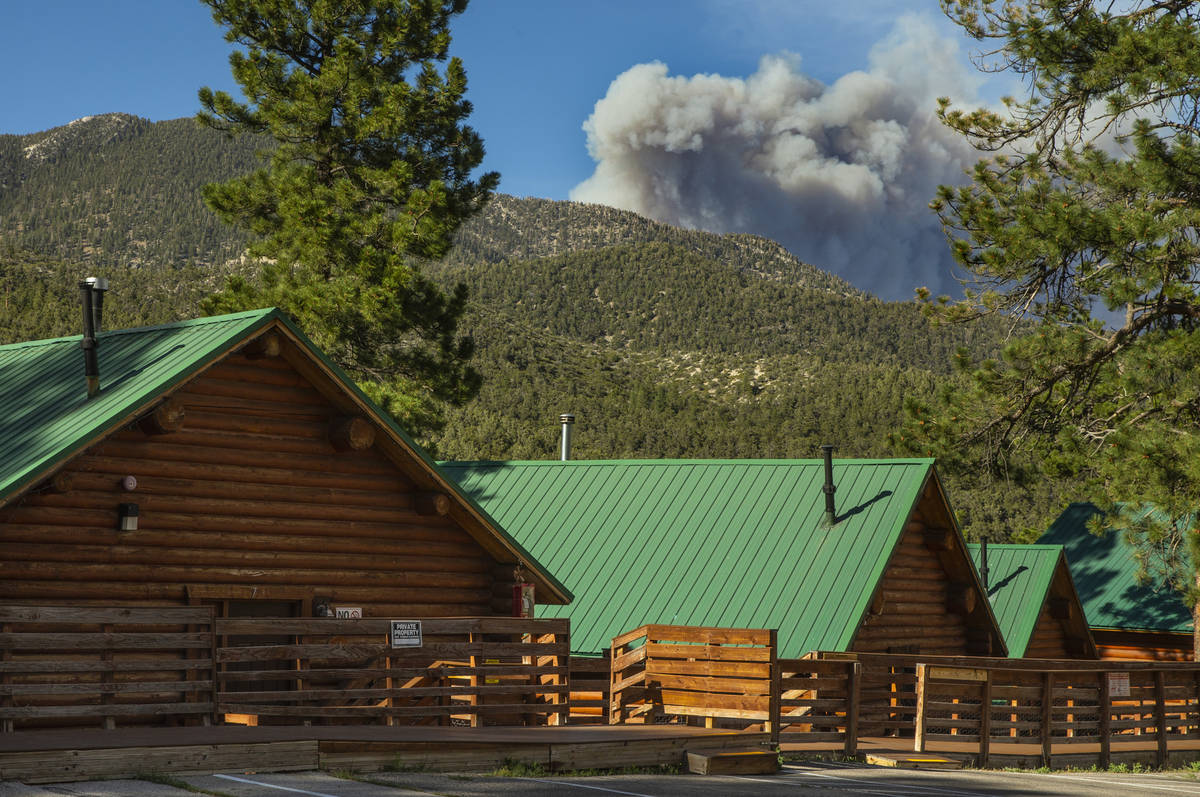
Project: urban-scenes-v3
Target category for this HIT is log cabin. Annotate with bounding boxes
[0,306,570,619]
[966,543,1097,659]
[1039,503,1193,661]
[442,457,1006,659]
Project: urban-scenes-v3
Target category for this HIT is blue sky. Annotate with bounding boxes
[2,1,1004,299]
[5,1,970,199]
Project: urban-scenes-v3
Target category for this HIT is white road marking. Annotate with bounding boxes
[213,773,344,797]
[522,778,657,797]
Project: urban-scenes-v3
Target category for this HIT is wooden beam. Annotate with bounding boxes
[946,583,977,616]
[329,417,376,452]
[1049,598,1072,621]
[242,332,281,359]
[922,528,953,551]
[139,399,185,436]
[415,492,450,517]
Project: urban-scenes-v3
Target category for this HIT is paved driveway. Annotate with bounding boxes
[3,760,1200,796]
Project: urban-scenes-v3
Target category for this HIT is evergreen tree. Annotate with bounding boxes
[196,0,497,436]
[902,0,1200,656]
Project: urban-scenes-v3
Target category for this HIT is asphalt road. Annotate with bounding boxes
[3,761,1200,796]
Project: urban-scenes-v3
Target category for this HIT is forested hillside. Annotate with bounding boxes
[0,115,1060,542]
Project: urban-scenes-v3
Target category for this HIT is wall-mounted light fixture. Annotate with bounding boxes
[117,502,139,532]
[313,597,332,617]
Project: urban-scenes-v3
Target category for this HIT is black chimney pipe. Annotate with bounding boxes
[821,444,836,526]
[980,535,990,591]
[79,277,108,399]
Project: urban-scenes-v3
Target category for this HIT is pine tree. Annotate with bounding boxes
[196,0,497,437]
[902,0,1200,657]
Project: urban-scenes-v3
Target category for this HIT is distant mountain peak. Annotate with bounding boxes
[21,113,145,163]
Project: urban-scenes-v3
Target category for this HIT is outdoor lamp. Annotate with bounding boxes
[117,502,139,532]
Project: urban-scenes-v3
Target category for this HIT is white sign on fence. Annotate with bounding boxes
[390,620,422,648]
[334,607,362,619]
[1108,672,1130,697]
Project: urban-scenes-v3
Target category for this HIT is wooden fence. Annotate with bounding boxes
[569,655,609,724]
[807,651,1200,740]
[215,617,570,727]
[914,662,1200,767]
[608,625,861,753]
[610,625,779,733]
[777,657,861,755]
[0,609,568,730]
[0,606,215,731]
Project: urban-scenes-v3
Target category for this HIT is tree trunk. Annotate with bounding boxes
[1194,573,1200,662]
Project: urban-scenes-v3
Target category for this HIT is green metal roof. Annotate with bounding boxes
[441,459,936,657]
[967,543,1062,658]
[1039,503,1192,633]
[0,308,280,505]
[0,309,570,603]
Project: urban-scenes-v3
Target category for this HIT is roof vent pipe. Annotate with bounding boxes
[559,413,575,461]
[79,277,109,399]
[821,444,836,526]
[980,536,990,591]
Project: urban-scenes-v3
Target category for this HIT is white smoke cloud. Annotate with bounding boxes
[570,15,986,301]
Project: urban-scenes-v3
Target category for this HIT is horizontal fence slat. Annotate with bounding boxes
[646,642,771,663]
[220,702,569,718]
[643,625,772,647]
[215,617,568,636]
[217,683,570,702]
[0,702,214,719]
[0,606,214,624]
[0,680,212,696]
[0,632,212,650]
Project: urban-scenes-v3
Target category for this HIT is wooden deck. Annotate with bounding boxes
[0,724,774,784]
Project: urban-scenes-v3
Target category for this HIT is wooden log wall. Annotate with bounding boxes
[1025,602,1074,660]
[1024,565,1096,660]
[0,349,506,618]
[851,512,977,657]
[1094,630,1194,662]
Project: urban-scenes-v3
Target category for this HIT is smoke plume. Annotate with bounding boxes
[570,15,986,301]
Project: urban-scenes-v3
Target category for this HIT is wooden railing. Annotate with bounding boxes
[778,658,861,755]
[0,606,216,731]
[569,655,610,724]
[610,625,780,738]
[215,617,569,727]
[914,663,1200,767]
[808,651,1173,739]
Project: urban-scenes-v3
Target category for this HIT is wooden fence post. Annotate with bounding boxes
[979,670,991,769]
[844,661,860,757]
[767,630,781,744]
[1153,671,1167,768]
[1099,671,1111,770]
[1040,672,1054,768]
[913,663,927,753]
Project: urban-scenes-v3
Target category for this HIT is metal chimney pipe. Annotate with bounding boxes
[86,276,108,334]
[821,444,836,526]
[559,413,575,461]
[79,279,105,399]
[980,536,990,591]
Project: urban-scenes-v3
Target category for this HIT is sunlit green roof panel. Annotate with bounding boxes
[442,459,935,657]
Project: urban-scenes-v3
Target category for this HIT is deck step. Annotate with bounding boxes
[687,748,780,775]
[865,753,963,770]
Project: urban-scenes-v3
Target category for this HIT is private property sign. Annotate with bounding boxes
[390,620,422,648]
